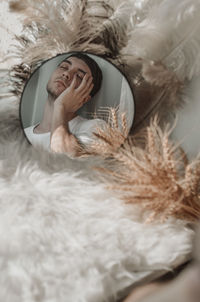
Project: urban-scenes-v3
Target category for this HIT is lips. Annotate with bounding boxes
[55,79,67,88]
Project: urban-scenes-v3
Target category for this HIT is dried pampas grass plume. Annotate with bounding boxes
[91,115,200,223]
[7,0,185,128]
[9,0,130,66]
[84,107,129,157]
[8,0,132,97]
[9,0,88,66]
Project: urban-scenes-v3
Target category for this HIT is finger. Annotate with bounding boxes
[81,82,94,99]
[76,74,91,93]
[84,75,93,88]
[84,95,91,103]
[80,79,93,97]
[88,81,94,94]
[70,75,77,90]
[81,77,93,95]
[78,95,91,108]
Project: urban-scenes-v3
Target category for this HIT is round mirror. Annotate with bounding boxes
[20,52,135,154]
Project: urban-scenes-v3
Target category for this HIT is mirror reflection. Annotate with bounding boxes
[21,52,134,156]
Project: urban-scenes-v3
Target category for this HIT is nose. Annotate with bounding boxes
[62,69,71,81]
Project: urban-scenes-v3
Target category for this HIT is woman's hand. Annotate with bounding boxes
[54,73,94,114]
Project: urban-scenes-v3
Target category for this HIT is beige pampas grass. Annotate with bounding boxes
[89,114,200,223]
[7,0,184,127]
[83,107,129,157]
[9,0,130,66]
[8,0,132,97]
[9,0,87,65]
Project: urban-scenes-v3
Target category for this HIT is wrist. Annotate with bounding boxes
[51,104,68,135]
[53,102,71,122]
[53,101,64,114]
[54,102,75,121]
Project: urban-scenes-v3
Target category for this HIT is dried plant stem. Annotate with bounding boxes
[86,113,200,223]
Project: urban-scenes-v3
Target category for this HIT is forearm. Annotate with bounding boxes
[50,105,82,156]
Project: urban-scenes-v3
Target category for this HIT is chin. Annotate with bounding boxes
[47,87,65,99]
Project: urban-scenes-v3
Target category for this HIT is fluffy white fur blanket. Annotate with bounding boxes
[0,97,194,301]
[0,1,197,301]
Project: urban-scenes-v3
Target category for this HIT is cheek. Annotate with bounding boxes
[47,74,55,87]
[75,79,82,89]
[47,78,65,97]
[54,83,66,95]
[50,70,60,83]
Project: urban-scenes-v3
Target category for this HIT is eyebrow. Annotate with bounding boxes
[60,59,87,75]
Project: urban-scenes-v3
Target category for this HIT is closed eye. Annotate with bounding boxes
[60,66,68,70]
[77,74,83,80]
[59,63,69,70]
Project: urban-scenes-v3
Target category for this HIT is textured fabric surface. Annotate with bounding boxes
[0,1,198,301]
[24,116,106,150]
[0,94,195,302]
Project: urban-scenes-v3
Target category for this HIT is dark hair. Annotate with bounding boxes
[66,52,103,97]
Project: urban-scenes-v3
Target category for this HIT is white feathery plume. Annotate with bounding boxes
[163,0,200,80]
[62,0,132,57]
[123,0,200,81]
[6,0,191,120]
[9,0,87,66]
[8,0,132,65]
[7,0,134,95]
[128,0,164,25]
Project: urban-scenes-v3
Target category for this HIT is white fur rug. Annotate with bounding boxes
[0,96,195,301]
[0,1,197,301]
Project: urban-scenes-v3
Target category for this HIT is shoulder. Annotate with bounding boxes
[23,124,51,150]
[24,124,38,136]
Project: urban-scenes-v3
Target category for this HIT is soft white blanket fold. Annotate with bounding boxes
[0,97,194,301]
[0,0,198,300]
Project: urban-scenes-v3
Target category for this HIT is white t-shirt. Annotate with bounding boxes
[24,116,106,151]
